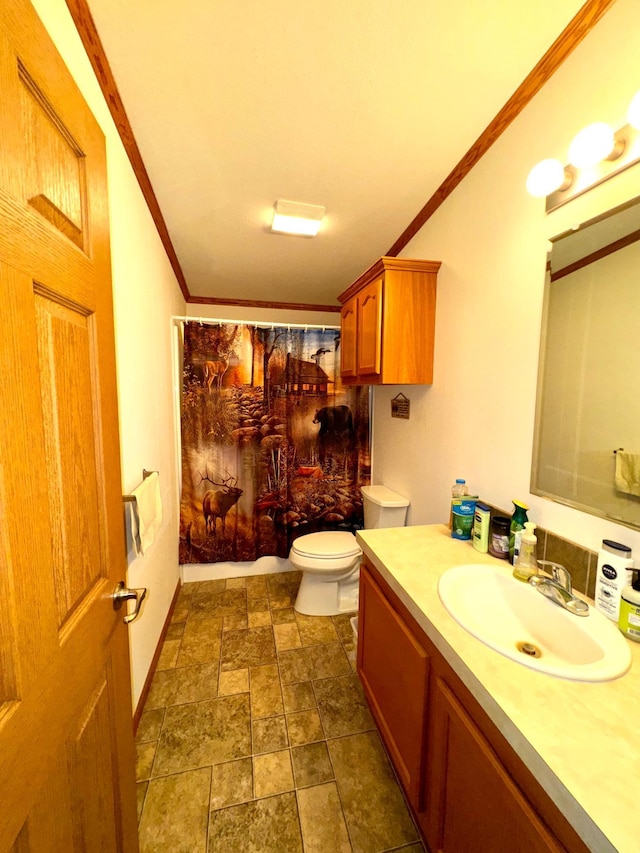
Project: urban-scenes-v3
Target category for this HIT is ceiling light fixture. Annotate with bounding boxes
[526,89,640,212]
[271,199,326,237]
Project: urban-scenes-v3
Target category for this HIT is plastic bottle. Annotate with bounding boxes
[512,522,538,581]
[488,516,510,559]
[508,500,529,564]
[472,502,491,553]
[451,496,478,540]
[595,539,634,622]
[448,479,468,528]
[618,569,640,642]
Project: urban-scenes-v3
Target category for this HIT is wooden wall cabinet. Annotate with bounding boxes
[357,559,590,853]
[338,257,440,384]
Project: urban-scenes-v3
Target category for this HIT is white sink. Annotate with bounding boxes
[438,564,632,682]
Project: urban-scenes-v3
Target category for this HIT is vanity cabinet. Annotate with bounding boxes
[357,563,429,805]
[357,559,590,853]
[338,257,440,384]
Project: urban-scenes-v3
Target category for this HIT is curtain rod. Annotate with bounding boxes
[172,316,340,331]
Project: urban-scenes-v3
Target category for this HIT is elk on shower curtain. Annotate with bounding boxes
[179,321,370,564]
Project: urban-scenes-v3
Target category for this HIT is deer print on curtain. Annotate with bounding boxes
[180,321,370,564]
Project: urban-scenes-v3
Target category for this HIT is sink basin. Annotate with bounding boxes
[438,564,632,682]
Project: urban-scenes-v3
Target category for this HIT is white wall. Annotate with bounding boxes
[31,0,186,710]
[373,0,640,557]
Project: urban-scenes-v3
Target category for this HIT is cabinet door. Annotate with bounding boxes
[357,278,382,377]
[340,298,358,378]
[423,676,565,853]
[358,565,429,806]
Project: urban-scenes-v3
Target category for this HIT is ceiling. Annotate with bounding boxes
[84,0,589,309]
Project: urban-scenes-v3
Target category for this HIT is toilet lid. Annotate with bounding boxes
[291,531,362,559]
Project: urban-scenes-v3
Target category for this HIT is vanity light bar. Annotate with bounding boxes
[545,122,640,212]
[527,90,640,213]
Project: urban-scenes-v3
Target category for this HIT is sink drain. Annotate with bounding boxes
[516,641,542,658]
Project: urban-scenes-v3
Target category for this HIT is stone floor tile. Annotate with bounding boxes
[253,749,294,798]
[247,596,270,613]
[154,694,251,775]
[250,663,284,719]
[295,613,339,646]
[165,621,186,641]
[136,781,147,823]
[189,588,247,620]
[226,577,247,589]
[170,599,190,625]
[219,668,249,696]
[291,741,334,788]
[136,742,157,781]
[208,792,303,853]
[139,767,210,853]
[192,579,226,597]
[246,574,268,596]
[311,642,351,679]
[136,708,165,743]
[252,715,289,754]
[145,662,218,710]
[286,709,324,746]
[211,758,253,810]
[392,843,427,852]
[178,581,197,597]
[156,638,181,671]
[331,613,355,645]
[223,612,249,631]
[176,618,223,668]
[328,731,419,853]
[248,610,272,628]
[314,674,375,738]
[271,607,296,624]
[221,626,276,671]
[273,622,302,651]
[297,782,352,853]
[282,681,316,714]
[278,647,315,684]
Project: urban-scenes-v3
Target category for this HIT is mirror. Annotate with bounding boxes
[531,194,640,529]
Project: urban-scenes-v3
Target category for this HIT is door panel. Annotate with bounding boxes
[0,3,138,849]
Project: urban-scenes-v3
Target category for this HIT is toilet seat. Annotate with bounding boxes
[291,531,361,561]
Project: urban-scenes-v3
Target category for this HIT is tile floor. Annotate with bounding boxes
[135,571,426,853]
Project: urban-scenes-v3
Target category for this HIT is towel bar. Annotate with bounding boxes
[123,469,158,502]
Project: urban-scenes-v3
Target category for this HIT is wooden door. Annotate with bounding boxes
[0,3,139,850]
[340,297,358,378]
[357,563,430,806]
[423,675,564,853]
[357,277,382,378]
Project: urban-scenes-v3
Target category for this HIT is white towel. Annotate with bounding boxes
[131,472,163,554]
[615,451,640,498]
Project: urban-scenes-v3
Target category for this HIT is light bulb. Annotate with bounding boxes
[568,122,615,168]
[526,159,567,197]
[628,91,640,130]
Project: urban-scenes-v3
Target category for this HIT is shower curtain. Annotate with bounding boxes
[179,321,370,564]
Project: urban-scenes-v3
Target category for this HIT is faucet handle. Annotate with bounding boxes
[538,560,572,593]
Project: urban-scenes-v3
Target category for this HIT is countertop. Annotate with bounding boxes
[356,524,640,853]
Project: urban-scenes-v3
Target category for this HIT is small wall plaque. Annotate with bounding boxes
[391,393,410,419]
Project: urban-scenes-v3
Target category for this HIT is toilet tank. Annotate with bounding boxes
[361,485,409,529]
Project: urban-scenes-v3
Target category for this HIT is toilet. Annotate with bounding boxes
[290,485,410,616]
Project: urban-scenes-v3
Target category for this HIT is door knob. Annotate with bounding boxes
[112,581,147,624]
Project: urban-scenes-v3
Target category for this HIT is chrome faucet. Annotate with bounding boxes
[528,561,589,617]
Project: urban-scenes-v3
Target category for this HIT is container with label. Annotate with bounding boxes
[488,515,510,559]
[619,569,640,642]
[451,497,477,540]
[594,539,634,621]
